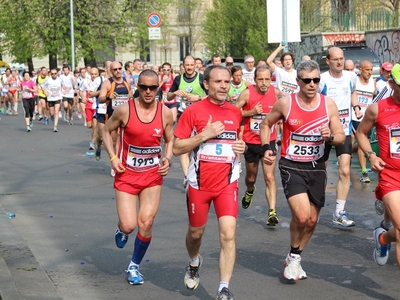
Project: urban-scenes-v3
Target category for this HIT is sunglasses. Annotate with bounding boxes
[163,68,170,71]
[138,84,159,91]
[112,67,122,71]
[50,73,58,75]
[298,77,320,84]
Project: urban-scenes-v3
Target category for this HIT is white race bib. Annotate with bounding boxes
[126,145,161,172]
[287,133,325,162]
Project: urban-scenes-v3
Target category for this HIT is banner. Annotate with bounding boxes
[267,0,301,43]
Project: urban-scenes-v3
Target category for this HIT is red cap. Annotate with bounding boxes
[381,62,393,71]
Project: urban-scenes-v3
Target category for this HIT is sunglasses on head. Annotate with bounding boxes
[112,67,122,71]
[298,77,320,84]
[138,84,159,91]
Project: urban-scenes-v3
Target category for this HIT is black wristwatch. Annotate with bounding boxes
[365,151,376,160]
[329,134,334,142]
[198,96,202,101]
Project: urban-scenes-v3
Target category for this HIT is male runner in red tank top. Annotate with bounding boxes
[261,60,344,281]
[102,69,174,285]
[235,65,282,226]
[356,63,400,269]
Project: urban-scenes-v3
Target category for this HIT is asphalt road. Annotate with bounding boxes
[0,106,398,300]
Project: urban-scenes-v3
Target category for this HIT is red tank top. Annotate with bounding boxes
[376,96,400,170]
[161,74,176,104]
[243,85,277,144]
[118,100,164,173]
[281,93,329,162]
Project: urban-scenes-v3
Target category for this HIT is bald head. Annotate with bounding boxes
[344,59,355,72]
[302,55,311,61]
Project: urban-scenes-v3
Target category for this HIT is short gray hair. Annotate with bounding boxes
[296,60,320,78]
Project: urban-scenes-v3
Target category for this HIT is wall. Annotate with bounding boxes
[366,29,400,64]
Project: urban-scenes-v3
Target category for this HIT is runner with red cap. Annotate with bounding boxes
[374,62,394,102]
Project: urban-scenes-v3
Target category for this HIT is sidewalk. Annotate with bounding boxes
[0,204,61,300]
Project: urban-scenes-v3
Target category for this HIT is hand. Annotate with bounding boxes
[158,157,171,176]
[370,155,385,173]
[111,158,125,173]
[175,90,187,98]
[232,132,246,156]
[203,115,225,140]
[320,124,331,142]
[263,149,276,166]
[253,102,263,115]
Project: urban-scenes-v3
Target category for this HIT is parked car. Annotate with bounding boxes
[309,42,381,78]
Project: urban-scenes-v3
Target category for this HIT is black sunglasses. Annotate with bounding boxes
[298,77,320,84]
[112,67,122,71]
[51,73,58,75]
[138,84,159,91]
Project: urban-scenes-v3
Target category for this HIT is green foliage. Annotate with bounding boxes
[202,0,274,62]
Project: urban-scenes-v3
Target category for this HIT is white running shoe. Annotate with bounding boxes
[283,253,307,281]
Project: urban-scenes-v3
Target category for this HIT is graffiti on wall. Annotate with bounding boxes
[368,30,400,64]
[288,35,322,62]
[323,33,365,45]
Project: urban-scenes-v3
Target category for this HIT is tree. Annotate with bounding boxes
[202,0,274,62]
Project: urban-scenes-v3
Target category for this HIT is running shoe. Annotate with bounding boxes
[241,186,256,209]
[53,126,58,132]
[77,111,82,119]
[7,110,12,115]
[216,287,235,300]
[0,108,4,114]
[89,142,95,150]
[115,228,129,248]
[332,210,355,227]
[184,254,203,290]
[283,253,307,281]
[360,172,371,183]
[27,126,31,132]
[14,111,18,116]
[38,114,43,121]
[266,209,279,226]
[69,120,73,125]
[84,121,87,127]
[373,227,390,266]
[46,118,50,125]
[126,265,144,285]
[95,149,101,161]
[375,200,385,215]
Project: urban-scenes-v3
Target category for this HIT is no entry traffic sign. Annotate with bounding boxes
[147,13,162,28]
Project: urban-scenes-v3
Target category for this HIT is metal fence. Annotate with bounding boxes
[300,10,400,33]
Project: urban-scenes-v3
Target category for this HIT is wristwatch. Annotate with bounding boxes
[365,151,376,160]
[198,96,202,101]
[329,134,334,143]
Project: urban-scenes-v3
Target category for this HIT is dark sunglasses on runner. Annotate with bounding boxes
[298,77,320,84]
[138,84,159,91]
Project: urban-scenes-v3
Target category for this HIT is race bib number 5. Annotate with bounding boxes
[199,131,237,163]
[126,145,161,172]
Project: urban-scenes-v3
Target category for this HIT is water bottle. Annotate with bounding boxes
[86,151,94,156]
[6,212,16,219]
[375,200,384,215]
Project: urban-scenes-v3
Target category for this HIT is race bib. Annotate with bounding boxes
[250,114,266,135]
[112,94,129,109]
[280,81,298,94]
[287,133,324,162]
[389,128,400,159]
[338,108,350,134]
[126,145,161,172]
[49,87,61,98]
[98,103,107,114]
[198,131,236,163]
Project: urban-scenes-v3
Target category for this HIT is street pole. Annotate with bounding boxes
[70,0,75,71]
[282,0,288,51]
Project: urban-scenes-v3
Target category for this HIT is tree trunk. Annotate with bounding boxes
[49,52,58,69]
[84,48,97,67]
[26,57,34,73]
